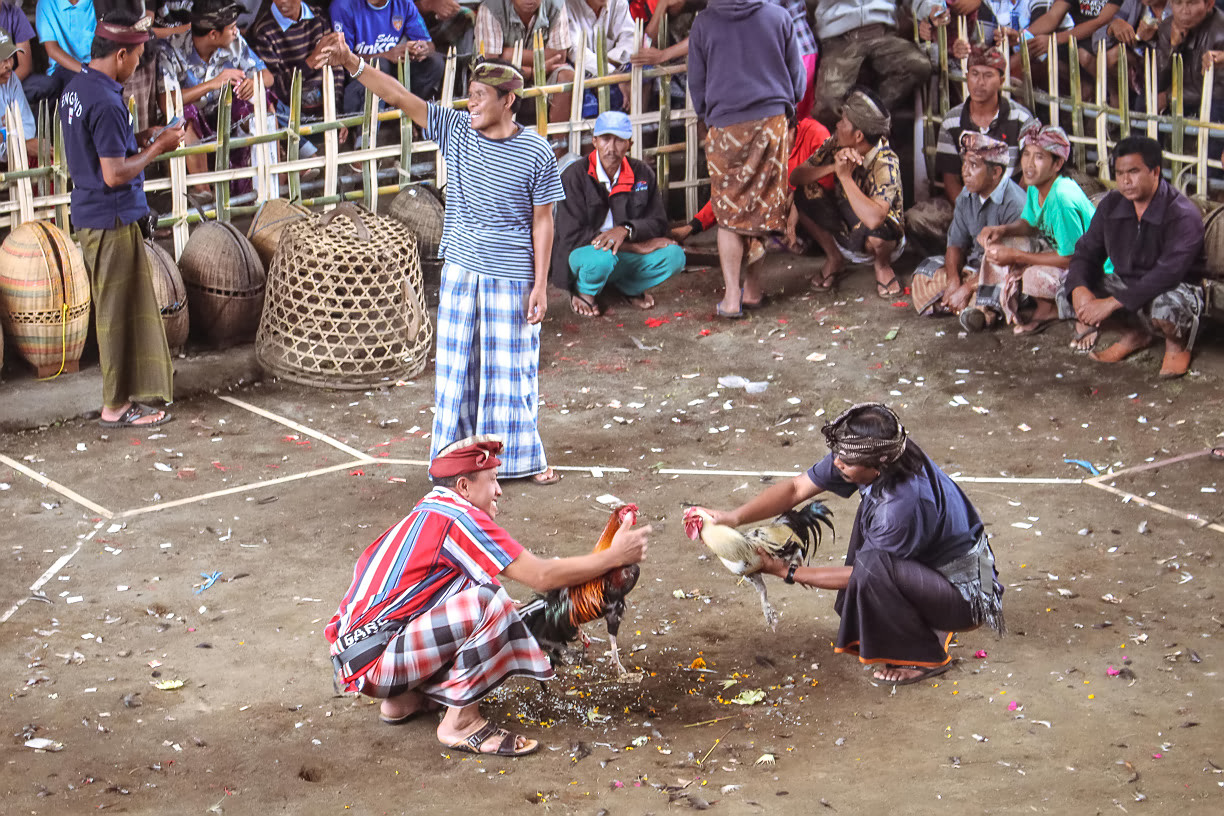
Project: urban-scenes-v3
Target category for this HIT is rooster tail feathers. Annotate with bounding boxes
[776,501,835,563]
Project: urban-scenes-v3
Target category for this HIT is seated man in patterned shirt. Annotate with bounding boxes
[327,435,650,756]
[474,0,575,124]
[157,0,278,196]
[791,88,906,298]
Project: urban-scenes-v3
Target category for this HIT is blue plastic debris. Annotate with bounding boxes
[1063,458,1101,476]
[194,571,223,594]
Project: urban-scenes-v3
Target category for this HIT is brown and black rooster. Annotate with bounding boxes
[520,504,640,676]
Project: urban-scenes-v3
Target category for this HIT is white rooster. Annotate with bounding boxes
[683,502,834,630]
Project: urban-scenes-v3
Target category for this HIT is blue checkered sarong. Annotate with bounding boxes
[430,262,547,479]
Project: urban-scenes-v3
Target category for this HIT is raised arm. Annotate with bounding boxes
[312,32,428,124]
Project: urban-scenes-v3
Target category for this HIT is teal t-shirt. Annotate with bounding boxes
[1021,175,1112,272]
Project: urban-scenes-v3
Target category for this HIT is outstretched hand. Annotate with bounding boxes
[309,31,351,70]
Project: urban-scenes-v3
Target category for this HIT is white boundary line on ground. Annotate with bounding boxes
[656,467,1083,485]
[0,453,114,519]
[217,395,375,462]
[0,521,102,624]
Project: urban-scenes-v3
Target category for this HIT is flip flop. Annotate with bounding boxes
[716,304,744,320]
[569,293,601,317]
[741,293,772,311]
[531,467,561,485]
[1013,318,1057,336]
[446,721,539,757]
[99,403,171,429]
[1068,327,1099,352]
[873,663,953,686]
[875,276,901,299]
[379,700,442,725]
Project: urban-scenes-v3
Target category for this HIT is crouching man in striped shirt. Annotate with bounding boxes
[327,436,649,757]
[313,37,566,485]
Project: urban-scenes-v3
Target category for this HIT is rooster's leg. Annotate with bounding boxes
[747,572,780,631]
[604,605,628,676]
[607,632,627,675]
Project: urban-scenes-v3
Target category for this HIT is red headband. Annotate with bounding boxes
[429,435,504,479]
[96,19,152,45]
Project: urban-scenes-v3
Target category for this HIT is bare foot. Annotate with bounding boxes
[625,292,655,310]
[1090,329,1153,363]
[379,690,437,723]
[569,293,600,317]
[1158,345,1191,379]
[873,665,926,683]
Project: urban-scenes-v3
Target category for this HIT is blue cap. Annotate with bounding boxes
[592,111,632,140]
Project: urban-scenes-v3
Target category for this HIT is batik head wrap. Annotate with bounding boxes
[429,435,504,479]
[821,403,909,466]
[191,0,242,32]
[967,44,1007,75]
[1019,122,1071,163]
[959,131,1010,167]
[470,61,525,92]
[837,89,891,138]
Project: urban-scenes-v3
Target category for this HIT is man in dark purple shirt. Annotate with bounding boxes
[1064,136,1205,379]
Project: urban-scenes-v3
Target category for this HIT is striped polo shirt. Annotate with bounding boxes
[325,486,524,648]
[425,103,566,279]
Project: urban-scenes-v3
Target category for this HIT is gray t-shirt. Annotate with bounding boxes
[947,175,1027,267]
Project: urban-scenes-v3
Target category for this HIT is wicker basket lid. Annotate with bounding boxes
[180,221,265,295]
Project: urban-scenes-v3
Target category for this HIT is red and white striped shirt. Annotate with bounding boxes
[326,487,523,652]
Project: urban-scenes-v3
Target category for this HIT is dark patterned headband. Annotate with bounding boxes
[821,403,909,466]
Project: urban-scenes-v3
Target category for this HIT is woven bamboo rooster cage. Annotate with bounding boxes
[255,203,432,389]
[179,220,265,348]
[0,221,91,377]
[145,239,189,355]
[388,184,444,263]
[247,198,312,269]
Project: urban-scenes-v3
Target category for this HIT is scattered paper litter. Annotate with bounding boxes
[805,352,827,362]
[154,463,173,472]
[24,738,63,752]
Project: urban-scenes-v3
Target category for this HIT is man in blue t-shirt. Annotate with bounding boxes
[27,0,96,105]
[61,12,185,429]
[329,0,444,116]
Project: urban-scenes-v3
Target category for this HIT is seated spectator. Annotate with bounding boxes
[0,0,35,84]
[810,0,939,124]
[1064,136,1204,378]
[0,28,37,165]
[566,0,637,112]
[1160,0,1224,119]
[250,0,342,121]
[27,0,96,106]
[474,0,575,124]
[792,88,906,298]
[672,113,831,262]
[910,133,1026,318]
[551,110,685,316]
[909,44,1034,251]
[1103,0,1168,105]
[1022,1,1119,88]
[973,123,1099,339]
[330,0,445,118]
[415,0,474,60]
[158,0,279,196]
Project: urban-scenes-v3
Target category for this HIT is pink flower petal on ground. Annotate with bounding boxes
[1007,701,1019,711]
[1152,753,1163,759]
[1106,665,1121,676]
[974,650,988,659]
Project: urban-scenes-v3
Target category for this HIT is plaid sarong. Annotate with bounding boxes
[431,262,547,479]
[78,223,173,409]
[351,584,553,708]
[706,114,790,236]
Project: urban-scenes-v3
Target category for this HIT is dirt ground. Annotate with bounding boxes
[2,247,1223,815]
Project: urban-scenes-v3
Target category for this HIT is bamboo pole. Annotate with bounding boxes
[569,28,587,156]
[322,62,339,210]
[630,18,644,159]
[1171,54,1185,181]
[533,30,548,136]
[166,85,189,257]
[1067,35,1086,172]
[596,27,610,113]
[937,23,950,116]
[250,70,275,201]
[1117,45,1130,137]
[957,15,968,101]
[361,62,381,209]
[684,70,698,219]
[437,48,456,190]
[1018,35,1036,114]
[1196,64,1214,196]
[7,104,34,225]
[1047,33,1060,127]
[52,108,69,230]
[655,11,671,200]
[1094,40,1110,182]
[213,82,233,220]
[287,68,303,202]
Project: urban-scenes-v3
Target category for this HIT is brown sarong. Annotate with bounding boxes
[79,223,173,409]
[706,114,790,236]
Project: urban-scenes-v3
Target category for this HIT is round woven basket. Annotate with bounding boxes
[247,198,311,269]
[256,203,432,389]
[0,220,91,377]
[145,239,189,355]
[1203,205,1224,281]
[388,184,444,261]
[180,221,265,348]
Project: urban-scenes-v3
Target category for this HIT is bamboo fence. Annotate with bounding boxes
[3,24,1221,259]
[0,23,702,259]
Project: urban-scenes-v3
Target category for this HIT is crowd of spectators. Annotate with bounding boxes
[0,0,1219,377]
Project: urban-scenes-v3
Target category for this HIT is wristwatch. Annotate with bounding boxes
[623,222,635,240]
[784,563,798,585]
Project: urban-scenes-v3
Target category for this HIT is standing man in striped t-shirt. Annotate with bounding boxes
[314,37,566,484]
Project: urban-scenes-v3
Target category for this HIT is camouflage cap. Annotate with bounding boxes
[191,0,242,31]
[470,61,525,92]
